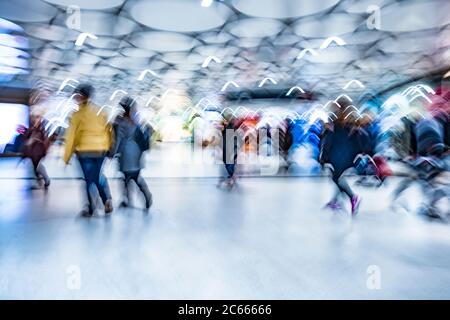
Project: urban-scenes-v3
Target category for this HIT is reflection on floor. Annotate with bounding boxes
[1,177,450,299]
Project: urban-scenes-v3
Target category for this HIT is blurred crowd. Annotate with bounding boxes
[4,82,450,219]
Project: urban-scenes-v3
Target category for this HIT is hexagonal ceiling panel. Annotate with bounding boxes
[1,0,449,104]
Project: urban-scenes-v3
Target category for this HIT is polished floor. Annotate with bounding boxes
[1,174,450,299]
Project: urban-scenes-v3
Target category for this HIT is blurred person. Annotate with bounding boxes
[21,115,53,190]
[392,111,448,218]
[63,84,113,216]
[390,112,424,204]
[319,98,368,215]
[216,113,241,189]
[285,118,323,175]
[112,96,153,210]
[430,87,450,155]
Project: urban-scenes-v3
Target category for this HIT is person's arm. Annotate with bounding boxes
[63,113,79,164]
[98,110,114,157]
[111,123,122,156]
[144,126,152,149]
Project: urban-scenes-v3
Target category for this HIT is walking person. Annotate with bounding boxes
[319,98,366,215]
[63,84,113,216]
[112,96,153,209]
[392,114,447,218]
[218,116,240,189]
[22,115,52,190]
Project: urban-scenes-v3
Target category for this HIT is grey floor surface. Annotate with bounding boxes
[0,176,449,299]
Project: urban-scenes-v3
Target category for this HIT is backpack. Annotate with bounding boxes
[134,126,151,152]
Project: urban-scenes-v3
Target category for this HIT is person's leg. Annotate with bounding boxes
[100,173,112,201]
[121,172,132,207]
[336,175,355,199]
[92,156,113,213]
[36,161,50,188]
[325,170,344,209]
[133,171,152,208]
[329,169,341,200]
[331,169,352,198]
[225,163,235,178]
[32,159,41,180]
[421,167,446,218]
[428,185,445,209]
[392,176,413,200]
[99,155,112,200]
[93,157,107,203]
[78,157,95,214]
[30,159,43,189]
[333,169,360,215]
[225,163,237,188]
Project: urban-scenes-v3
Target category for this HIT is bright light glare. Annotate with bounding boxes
[201,0,213,8]
[160,116,190,142]
[309,109,329,124]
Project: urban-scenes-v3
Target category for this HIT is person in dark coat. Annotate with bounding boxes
[392,113,448,218]
[320,98,366,215]
[112,96,153,209]
[22,115,53,190]
[218,115,241,189]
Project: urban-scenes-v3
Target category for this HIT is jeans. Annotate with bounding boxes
[122,170,152,205]
[78,155,111,212]
[225,164,236,178]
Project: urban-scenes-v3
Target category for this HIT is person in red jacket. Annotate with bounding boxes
[22,115,54,190]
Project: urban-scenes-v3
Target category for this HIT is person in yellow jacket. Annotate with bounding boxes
[63,84,113,216]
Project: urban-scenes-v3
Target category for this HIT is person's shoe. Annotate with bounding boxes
[119,201,129,208]
[325,200,342,211]
[29,178,44,190]
[351,195,361,216]
[80,208,93,217]
[104,199,114,214]
[226,177,236,189]
[44,180,50,190]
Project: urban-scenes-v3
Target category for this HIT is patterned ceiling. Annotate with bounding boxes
[1,0,450,104]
